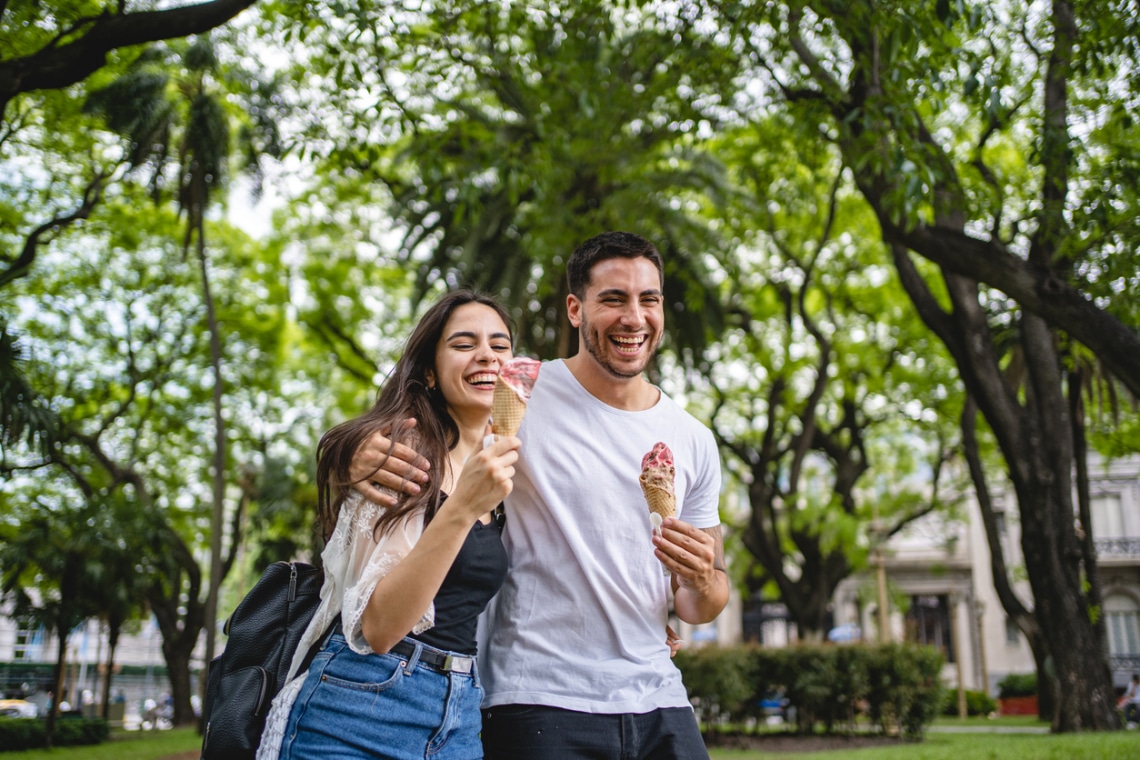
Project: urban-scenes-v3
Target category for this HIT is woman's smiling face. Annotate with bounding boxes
[429,302,514,423]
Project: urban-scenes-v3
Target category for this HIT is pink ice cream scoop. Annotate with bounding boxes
[641,442,674,471]
[497,357,541,401]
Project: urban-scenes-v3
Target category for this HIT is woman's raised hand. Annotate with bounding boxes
[448,434,520,520]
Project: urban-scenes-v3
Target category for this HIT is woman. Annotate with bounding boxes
[257,290,521,760]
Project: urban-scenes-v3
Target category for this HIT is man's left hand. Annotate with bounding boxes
[653,518,720,598]
[652,518,728,624]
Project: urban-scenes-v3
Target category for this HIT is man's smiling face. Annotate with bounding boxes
[568,256,664,380]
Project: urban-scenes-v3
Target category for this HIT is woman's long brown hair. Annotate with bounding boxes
[315,290,514,541]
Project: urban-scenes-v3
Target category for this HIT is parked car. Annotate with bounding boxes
[0,699,38,718]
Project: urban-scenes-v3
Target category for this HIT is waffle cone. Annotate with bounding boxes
[641,479,676,520]
[491,380,527,436]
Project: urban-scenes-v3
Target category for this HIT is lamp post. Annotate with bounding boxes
[949,592,967,719]
[870,515,890,643]
[974,600,988,698]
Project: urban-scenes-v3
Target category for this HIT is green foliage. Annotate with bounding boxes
[0,717,109,751]
[940,689,997,717]
[674,643,944,739]
[864,643,946,738]
[997,672,1037,698]
[705,112,966,637]
[673,646,757,734]
[0,320,58,455]
[268,0,743,364]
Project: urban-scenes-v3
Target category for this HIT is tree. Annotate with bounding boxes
[0,499,109,745]
[720,0,1137,729]
[84,34,286,716]
[0,199,297,725]
[0,0,258,121]
[706,117,964,638]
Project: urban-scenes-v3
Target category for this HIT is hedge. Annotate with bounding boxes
[997,672,1037,698]
[0,717,110,751]
[673,642,944,739]
[941,688,997,717]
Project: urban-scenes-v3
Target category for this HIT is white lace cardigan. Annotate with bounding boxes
[256,491,435,760]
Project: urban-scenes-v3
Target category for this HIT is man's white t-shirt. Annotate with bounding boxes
[479,359,722,714]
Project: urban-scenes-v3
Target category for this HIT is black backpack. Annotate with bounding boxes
[201,561,325,760]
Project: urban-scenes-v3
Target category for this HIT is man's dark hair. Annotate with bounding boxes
[566,231,665,298]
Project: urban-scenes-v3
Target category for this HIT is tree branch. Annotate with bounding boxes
[1,172,106,288]
[0,0,257,119]
[889,225,1140,398]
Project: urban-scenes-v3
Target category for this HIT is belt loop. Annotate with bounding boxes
[402,639,423,675]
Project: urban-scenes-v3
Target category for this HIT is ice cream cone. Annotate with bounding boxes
[492,378,528,436]
[640,477,676,521]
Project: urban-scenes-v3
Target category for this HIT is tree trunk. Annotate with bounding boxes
[1028,635,1056,722]
[1013,314,1117,731]
[893,246,1118,730]
[100,624,120,721]
[961,393,1051,714]
[46,628,68,747]
[161,635,197,727]
[195,218,228,725]
[148,526,205,727]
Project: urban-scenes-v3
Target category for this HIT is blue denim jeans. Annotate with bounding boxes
[481,704,708,759]
[279,633,484,760]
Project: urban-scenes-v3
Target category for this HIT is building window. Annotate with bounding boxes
[13,618,37,661]
[1005,616,1021,645]
[1105,594,1140,656]
[1091,495,1125,540]
[905,594,954,663]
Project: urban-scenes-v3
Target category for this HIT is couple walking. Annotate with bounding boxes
[258,231,728,760]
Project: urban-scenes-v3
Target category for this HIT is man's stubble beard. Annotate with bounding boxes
[578,313,660,380]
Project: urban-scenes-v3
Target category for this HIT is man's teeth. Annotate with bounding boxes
[612,336,644,351]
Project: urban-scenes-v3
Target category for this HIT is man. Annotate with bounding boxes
[352,231,728,758]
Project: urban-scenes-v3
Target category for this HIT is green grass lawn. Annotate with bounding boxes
[931,714,1046,729]
[708,729,1140,760]
[2,723,1136,760]
[0,727,201,760]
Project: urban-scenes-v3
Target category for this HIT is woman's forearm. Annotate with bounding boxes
[358,508,472,653]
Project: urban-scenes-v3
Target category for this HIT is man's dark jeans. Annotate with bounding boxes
[481,704,708,760]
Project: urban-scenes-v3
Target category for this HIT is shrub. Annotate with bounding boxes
[0,717,109,750]
[675,642,943,738]
[941,689,998,717]
[673,645,757,736]
[850,643,944,739]
[997,672,1037,698]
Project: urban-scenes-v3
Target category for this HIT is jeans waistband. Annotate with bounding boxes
[390,639,474,674]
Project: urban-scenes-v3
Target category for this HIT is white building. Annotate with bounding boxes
[829,453,1140,695]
